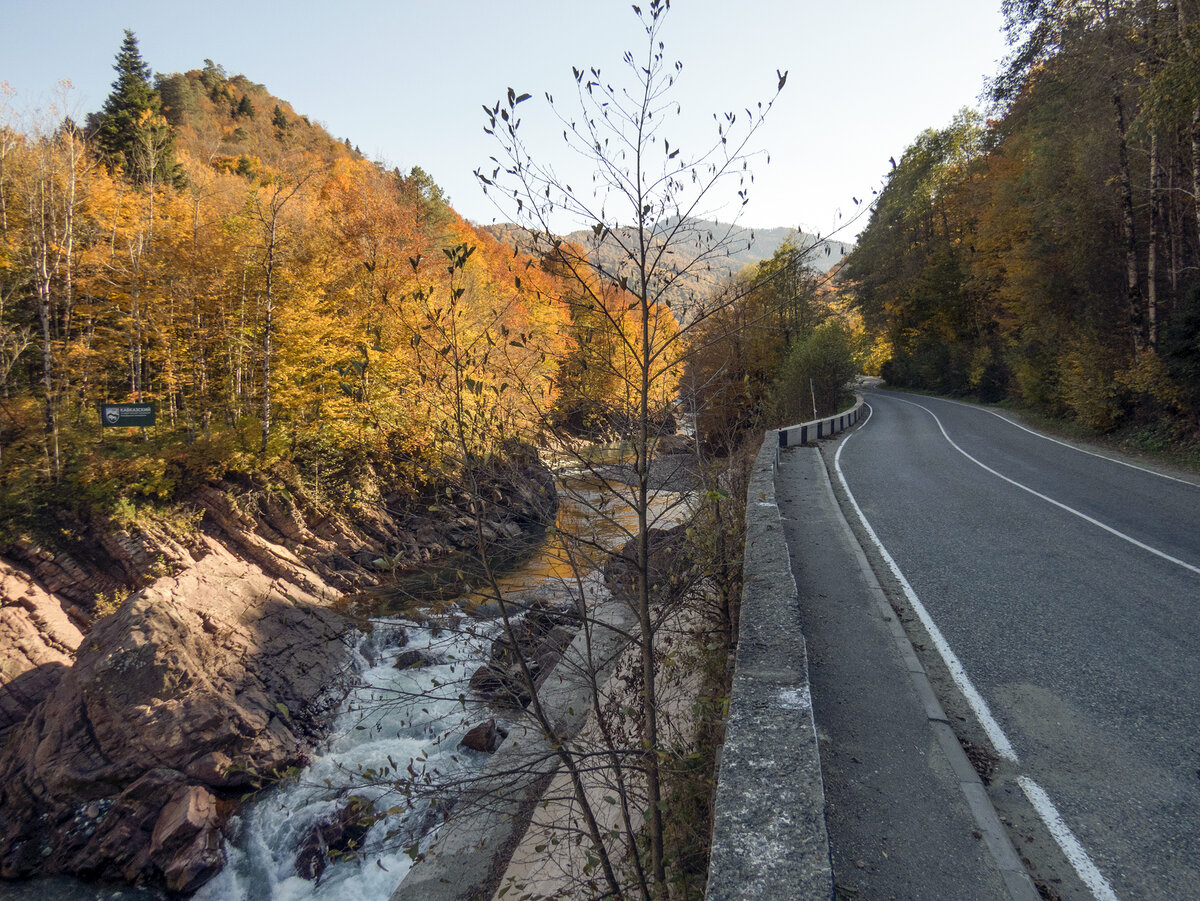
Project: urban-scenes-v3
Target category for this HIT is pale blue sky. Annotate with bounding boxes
[2,0,1010,239]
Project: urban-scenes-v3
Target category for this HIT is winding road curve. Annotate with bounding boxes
[833,389,1200,900]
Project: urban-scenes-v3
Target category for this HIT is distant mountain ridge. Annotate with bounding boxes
[486,219,852,278]
[484,219,852,317]
[697,222,853,275]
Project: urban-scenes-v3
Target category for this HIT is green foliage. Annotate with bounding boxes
[93,30,183,186]
[684,240,838,449]
[1161,282,1200,406]
[90,590,131,626]
[199,59,227,95]
[845,112,991,400]
[769,320,858,424]
[155,72,203,125]
[845,6,1200,444]
[1059,336,1125,432]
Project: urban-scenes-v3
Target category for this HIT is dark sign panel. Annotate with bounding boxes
[100,403,156,428]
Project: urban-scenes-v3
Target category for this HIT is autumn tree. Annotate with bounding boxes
[93,30,181,188]
[683,236,848,446]
[468,2,786,894]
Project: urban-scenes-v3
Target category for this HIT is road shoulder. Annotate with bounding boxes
[777,444,1038,900]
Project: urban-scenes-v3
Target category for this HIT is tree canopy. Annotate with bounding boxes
[92,30,182,187]
[845,0,1200,438]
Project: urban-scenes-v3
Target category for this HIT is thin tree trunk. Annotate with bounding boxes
[1114,91,1145,352]
[35,266,59,478]
[59,129,78,422]
[636,211,665,895]
[31,164,60,479]
[235,269,247,422]
[131,271,143,398]
[1148,127,1161,349]
[261,224,275,453]
[1146,1,1164,350]
[1192,105,1200,261]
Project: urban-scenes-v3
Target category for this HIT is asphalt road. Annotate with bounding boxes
[832,389,1200,900]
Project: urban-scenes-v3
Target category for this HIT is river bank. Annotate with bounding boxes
[0,453,558,896]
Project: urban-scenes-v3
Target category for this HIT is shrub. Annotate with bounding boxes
[770,321,858,425]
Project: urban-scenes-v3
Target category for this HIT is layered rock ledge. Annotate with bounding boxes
[0,537,352,892]
[0,454,558,894]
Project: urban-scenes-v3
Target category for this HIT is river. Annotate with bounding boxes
[194,471,688,900]
[0,469,689,901]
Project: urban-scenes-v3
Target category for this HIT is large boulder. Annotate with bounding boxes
[0,559,83,737]
[394,649,441,670]
[458,718,508,754]
[294,795,375,882]
[0,537,353,892]
[603,524,690,597]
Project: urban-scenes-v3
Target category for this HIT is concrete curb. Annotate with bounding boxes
[706,431,834,900]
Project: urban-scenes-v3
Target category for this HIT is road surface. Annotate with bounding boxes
[830,389,1200,900]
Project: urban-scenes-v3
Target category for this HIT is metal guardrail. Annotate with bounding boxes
[778,395,866,447]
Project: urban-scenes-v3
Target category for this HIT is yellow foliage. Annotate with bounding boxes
[0,96,634,497]
[1059,340,1124,432]
[1115,351,1184,413]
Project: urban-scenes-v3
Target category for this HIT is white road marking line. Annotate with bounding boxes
[888,391,1200,489]
[983,408,1200,487]
[891,396,1200,578]
[833,406,1020,763]
[835,401,1124,901]
[1018,777,1121,901]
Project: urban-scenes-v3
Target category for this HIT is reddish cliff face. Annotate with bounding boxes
[0,457,557,894]
[0,560,84,736]
[0,537,353,892]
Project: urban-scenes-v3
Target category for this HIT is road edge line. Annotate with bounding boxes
[811,440,1040,901]
[1017,777,1121,901]
[831,407,1020,762]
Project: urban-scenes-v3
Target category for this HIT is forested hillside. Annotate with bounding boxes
[0,33,672,534]
[844,0,1200,449]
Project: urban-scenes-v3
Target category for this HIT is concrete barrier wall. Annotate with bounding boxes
[778,396,865,448]
[706,431,833,900]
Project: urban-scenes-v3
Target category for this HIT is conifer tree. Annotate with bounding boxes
[94,29,181,186]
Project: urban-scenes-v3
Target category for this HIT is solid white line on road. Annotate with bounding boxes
[833,406,1020,763]
[892,396,1200,578]
[916,392,1200,489]
[1018,777,1121,901]
[834,401,1124,901]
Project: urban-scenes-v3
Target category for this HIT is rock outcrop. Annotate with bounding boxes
[0,452,559,894]
[0,537,352,892]
[0,559,84,736]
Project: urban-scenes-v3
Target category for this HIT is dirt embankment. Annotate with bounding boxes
[0,458,556,894]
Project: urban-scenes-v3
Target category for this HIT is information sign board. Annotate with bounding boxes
[100,403,156,428]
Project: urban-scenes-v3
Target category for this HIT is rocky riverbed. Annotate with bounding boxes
[0,457,557,895]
